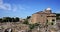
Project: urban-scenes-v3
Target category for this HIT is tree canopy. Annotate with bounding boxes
[0,17,20,23]
[56,14,60,20]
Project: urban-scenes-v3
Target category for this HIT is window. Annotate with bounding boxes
[52,19,55,22]
[51,19,55,25]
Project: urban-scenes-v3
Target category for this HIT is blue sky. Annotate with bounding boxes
[0,0,60,18]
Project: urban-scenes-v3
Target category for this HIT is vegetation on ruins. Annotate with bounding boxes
[23,19,29,24]
[29,23,40,29]
[23,16,31,25]
[23,16,40,29]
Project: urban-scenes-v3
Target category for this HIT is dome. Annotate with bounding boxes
[46,8,51,10]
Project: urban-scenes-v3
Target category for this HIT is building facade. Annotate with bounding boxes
[29,8,56,25]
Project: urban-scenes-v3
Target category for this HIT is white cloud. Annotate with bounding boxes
[0,0,12,11]
[0,0,27,12]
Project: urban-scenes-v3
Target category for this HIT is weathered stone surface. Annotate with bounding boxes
[0,22,29,32]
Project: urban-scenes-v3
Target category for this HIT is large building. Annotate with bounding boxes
[29,8,56,25]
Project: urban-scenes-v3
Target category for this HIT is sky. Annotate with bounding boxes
[0,0,60,18]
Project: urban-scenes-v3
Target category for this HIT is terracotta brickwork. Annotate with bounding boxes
[29,8,56,25]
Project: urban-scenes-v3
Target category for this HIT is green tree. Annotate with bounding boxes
[11,17,15,22]
[2,17,14,22]
[0,17,20,22]
[56,14,60,20]
[23,16,30,25]
[15,17,19,22]
[0,18,2,22]
[27,16,31,19]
